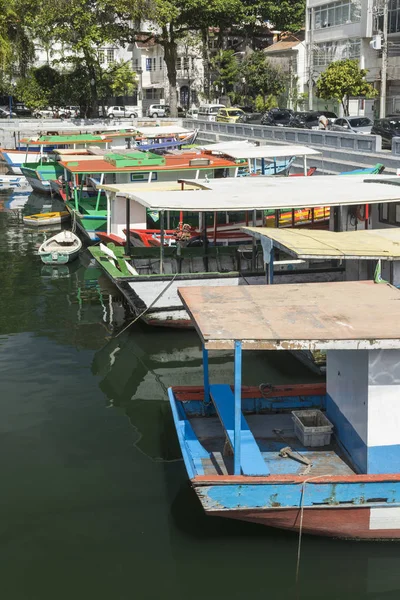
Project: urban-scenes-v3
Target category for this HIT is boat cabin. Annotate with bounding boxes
[169,280,400,539]
[242,225,400,286]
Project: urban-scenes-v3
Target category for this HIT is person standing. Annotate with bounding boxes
[318,114,329,130]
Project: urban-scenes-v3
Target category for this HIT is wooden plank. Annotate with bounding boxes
[178,281,400,350]
[210,384,270,476]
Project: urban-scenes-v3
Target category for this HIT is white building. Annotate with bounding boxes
[305,0,400,117]
[34,32,205,116]
[264,32,307,109]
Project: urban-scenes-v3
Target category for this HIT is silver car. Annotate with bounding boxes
[331,116,373,134]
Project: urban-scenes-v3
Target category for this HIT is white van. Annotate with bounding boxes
[198,104,226,121]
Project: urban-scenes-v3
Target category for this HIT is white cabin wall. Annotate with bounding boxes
[326,350,369,472]
[367,350,400,473]
[111,198,146,237]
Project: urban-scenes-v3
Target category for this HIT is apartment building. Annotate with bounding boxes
[305,0,400,117]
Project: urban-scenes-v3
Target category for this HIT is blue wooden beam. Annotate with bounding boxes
[234,340,242,476]
[203,345,210,403]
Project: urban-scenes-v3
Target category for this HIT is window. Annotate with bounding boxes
[159,56,163,70]
[106,48,115,63]
[314,0,361,30]
[176,57,182,70]
[153,57,156,71]
[130,172,157,182]
[98,50,105,64]
[314,38,361,66]
[389,0,400,33]
[379,202,400,225]
[191,57,195,70]
[146,57,152,71]
[134,58,139,70]
[183,57,189,71]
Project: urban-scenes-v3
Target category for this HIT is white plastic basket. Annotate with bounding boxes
[291,409,333,447]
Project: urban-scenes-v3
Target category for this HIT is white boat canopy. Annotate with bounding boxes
[133,125,191,137]
[219,145,321,159]
[242,226,400,260]
[100,175,400,212]
[198,140,256,152]
[177,281,400,351]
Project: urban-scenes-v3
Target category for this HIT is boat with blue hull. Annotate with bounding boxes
[168,281,400,540]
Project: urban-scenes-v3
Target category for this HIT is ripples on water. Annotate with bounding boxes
[0,189,398,600]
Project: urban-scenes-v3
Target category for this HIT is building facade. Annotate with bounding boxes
[305,0,400,117]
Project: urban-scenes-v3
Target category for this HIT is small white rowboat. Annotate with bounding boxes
[38,230,82,265]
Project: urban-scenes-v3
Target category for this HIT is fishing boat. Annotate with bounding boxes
[19,134,113,194]
[89,175,400,328]
[168,280,400,540]
[38,229,82,264]
[23,211,70,226]
[59,144,320,243]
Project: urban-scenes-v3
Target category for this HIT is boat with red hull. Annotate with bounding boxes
[168,281,400,540]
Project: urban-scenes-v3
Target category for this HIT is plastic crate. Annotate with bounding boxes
[291,409,333,447]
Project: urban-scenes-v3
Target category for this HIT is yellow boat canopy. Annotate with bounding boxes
[242,226,400,261]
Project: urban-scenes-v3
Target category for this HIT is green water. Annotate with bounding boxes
[0,190,399,600]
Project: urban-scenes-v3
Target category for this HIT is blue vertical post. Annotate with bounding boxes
[261,158,265,175]
[202,345,210,403]
[234,340,242,476]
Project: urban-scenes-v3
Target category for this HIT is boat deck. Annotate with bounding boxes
[191,413,355,477]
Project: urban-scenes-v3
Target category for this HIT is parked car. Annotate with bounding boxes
[198,103,225,121]
[177,106,187,118]
[147,104,170,118]
[216,107,246,123]
[0,107,17,118]
[330,116,373,134]
[59,106,80,118]
[261,108,293,127]
[234,106,262,123]
[187,107,198,119]
[14,103,32,117]
[34,107,57,118]
[288,110,338,129]
[371,116,400,149]
[107,105,138,118]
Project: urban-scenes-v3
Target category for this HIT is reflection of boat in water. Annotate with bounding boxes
[41,260,81,279]
[92,327,318,462]
[91,327,236,461]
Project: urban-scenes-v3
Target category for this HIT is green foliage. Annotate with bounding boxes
[106,60,138,97]
[255,93,278,112]
[211,50,240,95]
[316,59,378,115]
[14,69,51,109]
[241,51,286,103]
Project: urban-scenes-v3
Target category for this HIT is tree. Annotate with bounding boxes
[241,51,286,107]
[316,59,378,116]
[106,60,138,98]
[210,49,240,99]
[25,0,136,116]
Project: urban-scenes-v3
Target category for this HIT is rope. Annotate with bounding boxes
[71,209,77,234]
[295,474,333,587]
[115,272,179,338]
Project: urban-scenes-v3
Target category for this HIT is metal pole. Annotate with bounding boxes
[125,196,131,256]
[380,0,388,118]
[308,8,314,111]
[160,210,164,274]
[203,346,210,402]
[234,340,242,476]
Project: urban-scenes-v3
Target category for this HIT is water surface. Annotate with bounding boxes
[0,190,399,600]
